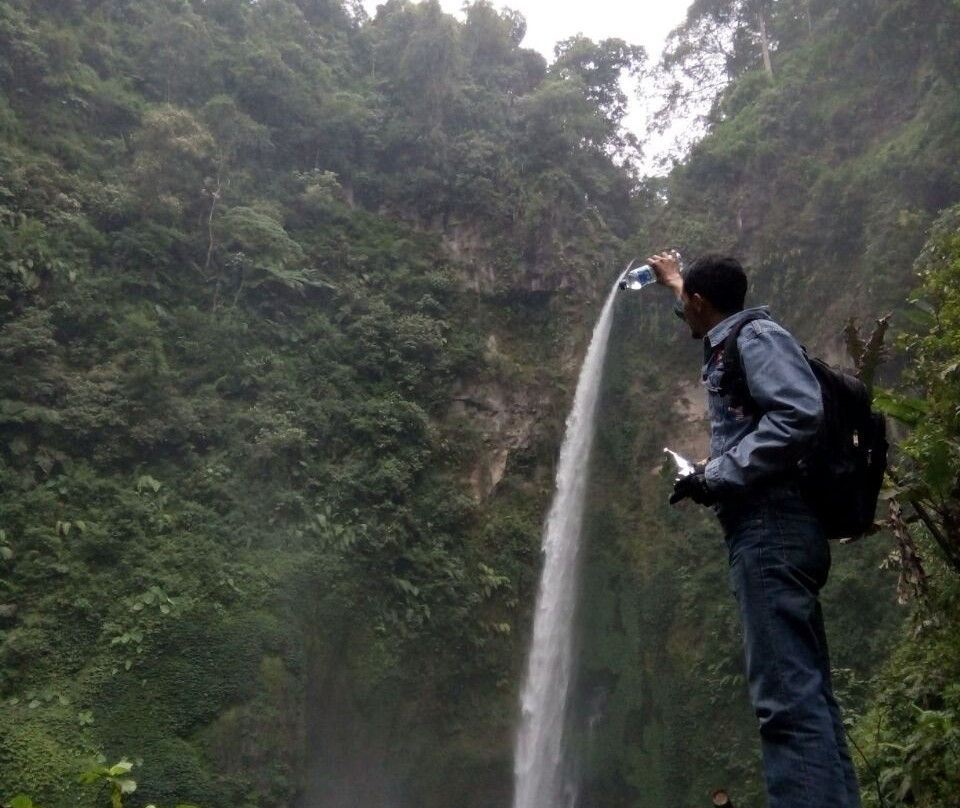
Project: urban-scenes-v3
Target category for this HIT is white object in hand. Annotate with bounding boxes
[664,448,695,478]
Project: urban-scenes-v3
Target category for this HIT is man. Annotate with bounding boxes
[648,251,862,808]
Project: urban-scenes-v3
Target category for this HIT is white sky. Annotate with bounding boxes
[360,0,696,172]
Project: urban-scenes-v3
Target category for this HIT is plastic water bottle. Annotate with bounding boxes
[618,260,656,291]
[618,252,683,291]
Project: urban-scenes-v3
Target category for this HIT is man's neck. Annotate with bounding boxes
[705,309,735,332]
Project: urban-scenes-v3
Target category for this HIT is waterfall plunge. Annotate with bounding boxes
[513,279,623,808]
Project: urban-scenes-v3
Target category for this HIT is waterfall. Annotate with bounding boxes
[512,278,623,808]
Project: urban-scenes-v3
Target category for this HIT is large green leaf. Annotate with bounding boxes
[873,388,930,425]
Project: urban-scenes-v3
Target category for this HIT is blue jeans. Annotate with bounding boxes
[722,491,862,808]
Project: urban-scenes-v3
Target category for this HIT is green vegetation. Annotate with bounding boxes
[849,204,960,808]
[0,0,629,803]
[8,758,199,808]
[1,0,959,806]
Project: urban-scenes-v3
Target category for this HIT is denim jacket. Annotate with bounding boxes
[701,307,823,497]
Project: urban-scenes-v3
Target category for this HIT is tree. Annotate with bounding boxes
[552,35,645,135]
[654,0,783,137]
[130,106,215,223]
[460,0,535,93]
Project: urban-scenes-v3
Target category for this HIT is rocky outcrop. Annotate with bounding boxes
[450,355,553,502]
[442,221,594,295]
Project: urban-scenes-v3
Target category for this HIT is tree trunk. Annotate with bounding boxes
[206,166,223,311]
[758,10,774,79]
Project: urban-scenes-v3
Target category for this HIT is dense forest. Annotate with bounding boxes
[1,0,959,807]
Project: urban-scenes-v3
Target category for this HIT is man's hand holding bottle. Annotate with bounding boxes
[664,451,715,507]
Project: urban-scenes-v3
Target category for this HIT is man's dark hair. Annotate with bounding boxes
[683,254,748,314]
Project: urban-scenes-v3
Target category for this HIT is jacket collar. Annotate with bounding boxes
[704,306,772,351]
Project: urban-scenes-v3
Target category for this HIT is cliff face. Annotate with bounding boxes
[450,378,550,501]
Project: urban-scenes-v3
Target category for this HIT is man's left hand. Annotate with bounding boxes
[669,470,715,506]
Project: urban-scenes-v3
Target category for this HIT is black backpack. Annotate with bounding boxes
[720,316,889,540]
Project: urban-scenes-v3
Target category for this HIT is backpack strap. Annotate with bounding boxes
[717,312,769,413]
